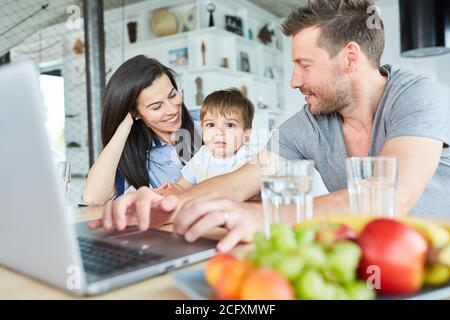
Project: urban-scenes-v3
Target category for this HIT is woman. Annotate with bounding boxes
[82,55,201,206]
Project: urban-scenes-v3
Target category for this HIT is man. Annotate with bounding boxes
[90,0,450,252]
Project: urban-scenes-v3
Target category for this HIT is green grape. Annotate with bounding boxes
[252,230,266,246]
[296,269,334,300]
[328,241,361,284]
[333,285,349,300]
[298,244,328,269]
[295,227,316,248]
[345,281,376,300]
[270,223,297,252]
[252,231,272,253]
[275,255,305,281]
[323,283,339,300]
[257,251,286,269]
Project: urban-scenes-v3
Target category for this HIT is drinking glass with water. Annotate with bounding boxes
[345,157,398,217]
[57,160,71,200]
[260,159,315,238]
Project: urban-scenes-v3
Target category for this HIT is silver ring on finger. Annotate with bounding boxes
[221,210,230,226]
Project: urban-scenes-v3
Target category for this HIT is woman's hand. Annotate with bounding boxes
[173,193,264,252]
[118,112,134,133]
[88,186,178,231]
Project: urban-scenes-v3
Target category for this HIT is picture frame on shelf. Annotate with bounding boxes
[225,15,243,36]
[239,51,250,73]
[271,67,284,81]
[269,118,276,131]
[168,47,188,67]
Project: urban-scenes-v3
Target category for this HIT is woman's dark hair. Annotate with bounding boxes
[101,55,201,189]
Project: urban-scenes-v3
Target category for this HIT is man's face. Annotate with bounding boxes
[290,26,354,116]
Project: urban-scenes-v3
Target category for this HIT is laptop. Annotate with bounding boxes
[0,61,217,296]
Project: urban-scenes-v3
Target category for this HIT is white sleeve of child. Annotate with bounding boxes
[181,147,205,184]
[235,144,257,168]
[181,161,197,184]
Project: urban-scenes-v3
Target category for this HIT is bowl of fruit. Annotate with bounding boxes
[173,216,450,300]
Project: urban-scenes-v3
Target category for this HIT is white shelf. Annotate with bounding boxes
[123,26,282,56]
[184,66,275,82]
[262,45,283,56]
[125,32,189,51]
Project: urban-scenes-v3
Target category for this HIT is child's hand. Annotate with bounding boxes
[154,181,170,195]
[155,182,183,196]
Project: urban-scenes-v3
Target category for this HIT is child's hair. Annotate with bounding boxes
[200,88,255,129]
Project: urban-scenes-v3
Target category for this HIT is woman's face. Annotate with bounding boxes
[135,73,183,141]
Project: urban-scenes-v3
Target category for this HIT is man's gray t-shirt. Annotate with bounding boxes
[267,65,450,215]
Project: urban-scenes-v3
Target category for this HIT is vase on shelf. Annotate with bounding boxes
[127,21,137,43]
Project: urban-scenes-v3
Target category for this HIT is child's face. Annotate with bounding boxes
[201,111,249,158]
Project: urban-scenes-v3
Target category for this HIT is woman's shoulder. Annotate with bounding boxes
[188,107,201,122]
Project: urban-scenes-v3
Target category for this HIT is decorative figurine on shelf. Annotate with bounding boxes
[264,67,274,79]
[195,77,205,106]
[221,57,229,68]
[207,3,216,27]
[201,41,206,66]
[240,85,248,98]
[258,23,274,45]
[72,38,85,55]
[179,7,196,32]
[127,21,137,43]
[257,97,268,110]
[150,8,178,37]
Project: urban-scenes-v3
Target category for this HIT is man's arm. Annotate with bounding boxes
[379,136,442,215]
[313,136,443,216]
[176,149,280,207]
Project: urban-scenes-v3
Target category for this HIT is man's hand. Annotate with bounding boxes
[173,193,263,252]
[88,187,178,231]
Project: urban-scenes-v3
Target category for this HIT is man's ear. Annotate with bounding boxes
[342,41,361,72]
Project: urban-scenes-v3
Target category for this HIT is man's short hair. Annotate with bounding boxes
[200,88,255,129]
[281,0,385,67]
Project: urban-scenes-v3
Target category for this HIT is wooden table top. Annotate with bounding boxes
[0,206,252,300]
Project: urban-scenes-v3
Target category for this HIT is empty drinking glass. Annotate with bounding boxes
[260,159,314,238]
[345,157,398,217]
[57,160,71,199]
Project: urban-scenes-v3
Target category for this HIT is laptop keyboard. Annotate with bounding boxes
[77,236,165,277]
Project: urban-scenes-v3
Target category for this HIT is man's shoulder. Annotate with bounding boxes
[281,105,315,129]
[280,105,338,136]
[385,65,444,98]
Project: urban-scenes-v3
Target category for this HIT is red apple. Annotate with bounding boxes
[357,219,428,295]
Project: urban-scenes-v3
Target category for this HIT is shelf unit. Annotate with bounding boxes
[114,0,286,150]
